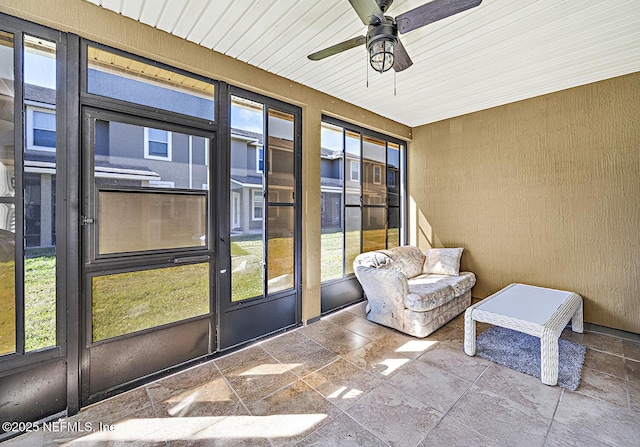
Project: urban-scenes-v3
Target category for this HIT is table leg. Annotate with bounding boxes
[464,308,476,356]
[571,299,584,333]
[541,327,559,386]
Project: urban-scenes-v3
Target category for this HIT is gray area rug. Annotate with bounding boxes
[475,326,586,390]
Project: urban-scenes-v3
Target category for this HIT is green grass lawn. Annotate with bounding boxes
[0,249,57,354]
[0,260,16,355]
[320,229,343,281]
[25,250,56,350]
[0,230,394,348]
[92,263,209,341]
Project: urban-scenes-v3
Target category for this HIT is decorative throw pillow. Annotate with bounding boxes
[423,248,464,276]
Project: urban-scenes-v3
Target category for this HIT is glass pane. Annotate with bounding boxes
[0,33,16,355]
[33,128,56,148]
[387,142,400,206]
[94,119,209,191]
[0,31,15,201]
[363,136,386,205]
[87,46,214,120]
[91,263,209,342]
[345,207,361,275]
[345,131,360,206]
[33,110,55,130]
[148,141,168,157]
[24,35,57,351]
[388,207,400,249]
[267,205,294,294]
[267,109,294,204]
[0,204,16,356]
[230,96,264,301]
[363,207,387,253]
[98,190,206,254]
[148,128,167,142]
[320,122,344,282]
[230,232,264,302]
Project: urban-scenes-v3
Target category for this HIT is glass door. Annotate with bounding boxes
[219,91,301,349]
[0,22,70,434]
[80,109,216,404]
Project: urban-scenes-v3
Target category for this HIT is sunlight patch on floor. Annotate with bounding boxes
[326,385,363,400]
[66,414,328,443]
[239,363,302,375]
[395,339,438,353]
[167,391,199,416]
[378,358,410,375]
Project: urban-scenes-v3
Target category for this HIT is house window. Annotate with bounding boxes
[144,127,172,160]
[373,165,382,184]
[26,106,56,151]
[252,189,263,221]
[350,160,360,182]
[256,147,264,173]
[388,170,396,187]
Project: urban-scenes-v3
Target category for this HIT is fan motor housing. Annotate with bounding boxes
[366,18,398,49]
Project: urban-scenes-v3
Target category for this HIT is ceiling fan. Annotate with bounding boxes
[308,0,482,73]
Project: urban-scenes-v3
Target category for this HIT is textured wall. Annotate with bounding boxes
[409,72,640,333]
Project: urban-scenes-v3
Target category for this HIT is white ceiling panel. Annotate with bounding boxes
[85,0,640,127]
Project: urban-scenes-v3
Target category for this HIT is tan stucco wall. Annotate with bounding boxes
[408,72,640,333]
[0,0,411,323]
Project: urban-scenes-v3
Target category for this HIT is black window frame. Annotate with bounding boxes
[0,14,69,374]
[320,115,407,283]
[222,87,303,311]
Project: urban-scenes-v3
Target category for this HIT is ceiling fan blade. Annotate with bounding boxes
[396,0,482,34]
[307,36,367,61]
[348,0,384,26]
[393,38,413,72]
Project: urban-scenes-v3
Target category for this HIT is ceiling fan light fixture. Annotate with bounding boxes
[369,38,394,73]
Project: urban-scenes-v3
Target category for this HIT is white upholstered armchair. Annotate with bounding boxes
[353,245,476,338]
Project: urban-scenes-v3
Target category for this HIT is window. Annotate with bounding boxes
[87,45,215,121]
[26,105,56,151]
[373,165,382,184]
[252,189,263,221]
[350,160,360,182]
[388,170,396,188]
[2,32,60,358]
[229,94,299,304]
[144,127,172,160]
[256,147,264,173]
[320,119,405,283]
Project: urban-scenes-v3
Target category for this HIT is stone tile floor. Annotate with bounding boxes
[5,301,640,446]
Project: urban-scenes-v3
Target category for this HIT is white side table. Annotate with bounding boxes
[464,283,583,386]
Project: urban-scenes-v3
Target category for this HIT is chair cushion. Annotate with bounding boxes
[405,280,454,312]
[412,272,477,297]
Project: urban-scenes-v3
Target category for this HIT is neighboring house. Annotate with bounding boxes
[320,138,398,232]
[229,113,296,237]
[230,128,264,234]
[320,146,343,229]
[24,83,305,246]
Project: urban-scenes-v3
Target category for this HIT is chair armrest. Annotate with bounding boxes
[354,266,409,312]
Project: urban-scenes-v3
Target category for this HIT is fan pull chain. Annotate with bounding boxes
[366,54,369,88]
[394,70,396,96]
